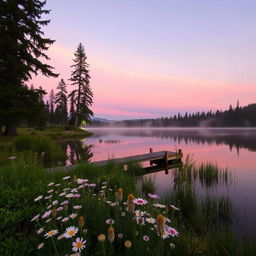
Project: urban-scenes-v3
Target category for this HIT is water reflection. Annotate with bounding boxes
[58,139,93,166]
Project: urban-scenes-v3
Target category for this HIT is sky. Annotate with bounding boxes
[32,0,256,120]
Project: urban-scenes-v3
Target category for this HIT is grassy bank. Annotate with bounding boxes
[0,159,255,255]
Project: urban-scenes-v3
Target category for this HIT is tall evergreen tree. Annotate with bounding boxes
[55,79,68,125]
[69,43,93,128]
[49,89,55,123]
[0,0,58,135]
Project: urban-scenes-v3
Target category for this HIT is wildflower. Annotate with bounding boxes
[124,240,132,248]
[121,211,126,217]
[148,193,160,199]
[61,200,69,205]
[31,214,40,222]
[170,204,180,211]
[170,243,175,248]
[102,181,107,185]
[45,195,52,200]
[37,242,44,249]
[59,192,66,197]
[71,188,78,193]
[62,217,70,222]
[57,206,64,212]
[166,217,171,223]
[44,229,58,239]
[117,188,123,202]
[118,233,123,239]
[52,200,58,205]
[135,216,145,225]
[63,188,71,191]
[79,216,85,228]
[45,218,51,223]
[89,183,96,187]
[34,195,43,202]
[106,219,115,225]
[127,194,135,212]
[37,228,44,234]
[63,176,70,180]
[57,234,64,240]
[77,178,88,184]
[166,226,179,237]
[47,204,52,210]
[73,205,82,210]
[146,217,156,224]
[156,214,166,237]
[42,210,51,219]
[8,156,16,160]
[55,183,61,187]
[72,237,86,252]
[47,189,54,193]
[66,193,74,198]
[106,201,112,204]
[64,226,79,238]
[153,203,166,208]
[48,182,55,187]
[143,235,150,242]
[98,234,106,242]
[56,216,62,220]
[133,198,148,205]
[110,202,117,207]
[135,210,145,217]
[70,213,78,219]
[74,194,81,198]
[108,226,115,243]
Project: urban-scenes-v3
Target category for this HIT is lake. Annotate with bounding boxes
[60,127,256,239]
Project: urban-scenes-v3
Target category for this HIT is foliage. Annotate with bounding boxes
[0,0,58,135]
[69,43,93,127]
[55,79,68,125]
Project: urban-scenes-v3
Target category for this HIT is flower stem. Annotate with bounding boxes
[51,237,59,255]
[101,242,107,256]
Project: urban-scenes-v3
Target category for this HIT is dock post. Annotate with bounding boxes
[164,151,169,174]
[149,148,153,153]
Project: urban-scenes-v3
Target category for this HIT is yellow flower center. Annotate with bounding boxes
[68,230,75,236]
[48,231,54,236]
[76,241,83,248]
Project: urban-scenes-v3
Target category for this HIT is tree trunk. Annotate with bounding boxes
[4,124,17,136]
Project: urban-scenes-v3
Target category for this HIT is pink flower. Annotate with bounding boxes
[148,193,160,199]
[166,226,179,237]
[170,204,180,211]
[143,235,150,241]
[133,198,148,205]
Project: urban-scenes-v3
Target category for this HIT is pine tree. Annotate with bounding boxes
[49,89,55,124]
[69,43,93,128]
[0,0,58,135]
[55,79,68,125]
[69,91,76,127]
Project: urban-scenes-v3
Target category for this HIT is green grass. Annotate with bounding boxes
[17,127,92,139]
[0,157,255,255]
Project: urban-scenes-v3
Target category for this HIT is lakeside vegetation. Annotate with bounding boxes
[0,147,255,255]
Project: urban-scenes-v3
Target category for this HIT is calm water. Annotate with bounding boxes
[61,128,256,239]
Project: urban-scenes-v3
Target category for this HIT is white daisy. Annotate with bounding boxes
[64,226,79,238]
[72,237,86,252]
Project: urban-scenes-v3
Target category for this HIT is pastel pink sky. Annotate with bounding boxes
[32,1,256,120]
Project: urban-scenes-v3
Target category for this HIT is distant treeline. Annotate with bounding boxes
[92,103,256,127]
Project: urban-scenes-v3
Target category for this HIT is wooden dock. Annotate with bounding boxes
[47,149,183,173]
[92,149,183,167]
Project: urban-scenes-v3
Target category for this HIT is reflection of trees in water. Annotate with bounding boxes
[92,129,256,153]
[58,140,93,165]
